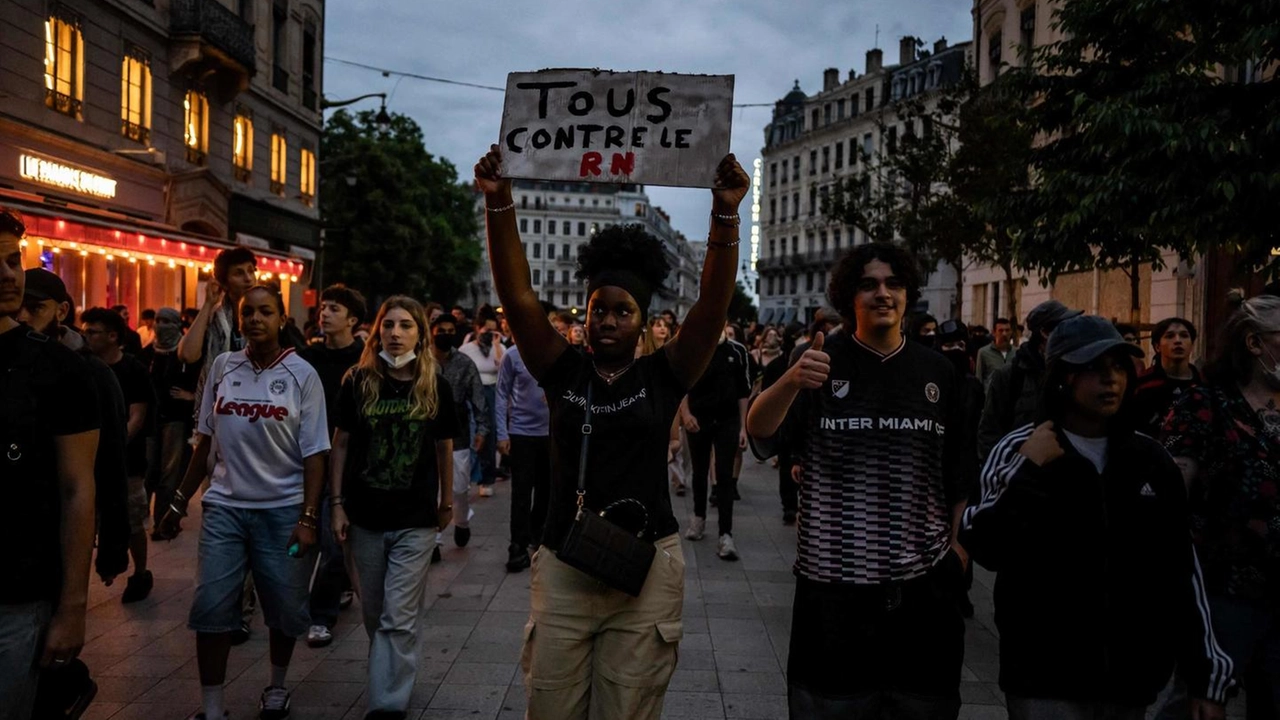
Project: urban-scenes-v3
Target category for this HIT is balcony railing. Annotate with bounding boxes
[170,0,256,76]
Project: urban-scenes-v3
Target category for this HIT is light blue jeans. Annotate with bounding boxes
[0,601,52,720]
[349,525,436,713]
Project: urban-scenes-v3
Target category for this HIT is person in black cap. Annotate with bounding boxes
[18,269,131,589]
[977,299,1083,462]
[936,318,984,618]
[476,144,748,719]
[961,314,1234,720]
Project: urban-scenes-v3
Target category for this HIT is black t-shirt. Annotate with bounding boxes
[1,324,100,604]
[139,346,201,424]
[109,355,154,476]
[300,339,365,433]
[686,339,752,419]
[540,347,688,551]
[336,371,460,531]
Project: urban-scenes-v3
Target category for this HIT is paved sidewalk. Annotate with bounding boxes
[74,456,1232,719]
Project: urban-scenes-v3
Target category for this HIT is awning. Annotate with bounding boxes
[760,307,776,324]
[779,307,797,326]
[1,190,304,271]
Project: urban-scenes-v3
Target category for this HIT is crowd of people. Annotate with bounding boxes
[0,137,1276,720]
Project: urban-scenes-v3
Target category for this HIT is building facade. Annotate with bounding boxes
[1,0,323,323]
[755,36,971,327]
[467,179,703,320]
[963,0,1208,348]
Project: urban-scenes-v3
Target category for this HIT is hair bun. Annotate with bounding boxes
[1226,287,1246,312]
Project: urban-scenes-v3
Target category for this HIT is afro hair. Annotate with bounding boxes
[575,223,671,288]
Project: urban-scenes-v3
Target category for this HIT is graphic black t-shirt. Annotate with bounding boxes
[109,355,155,476]
[336,372,460,531]
[1,324,100,603]
[540,347,688,550]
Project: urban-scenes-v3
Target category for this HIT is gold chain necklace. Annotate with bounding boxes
[594,360,635,385]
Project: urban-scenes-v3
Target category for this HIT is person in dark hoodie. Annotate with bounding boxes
[977,300,1082,462]
[961,315,1234,720]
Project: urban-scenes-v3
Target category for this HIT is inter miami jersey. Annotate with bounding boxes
[791,332,973,584]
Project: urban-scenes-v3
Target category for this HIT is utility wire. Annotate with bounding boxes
[324,56,775,108]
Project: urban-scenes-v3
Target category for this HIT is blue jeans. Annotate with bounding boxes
[189,503,313,638]
[0,602,51,720]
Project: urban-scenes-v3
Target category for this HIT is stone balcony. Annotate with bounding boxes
[169,0,256,99]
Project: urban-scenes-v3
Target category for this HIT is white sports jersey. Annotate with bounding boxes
[197,348,330,509]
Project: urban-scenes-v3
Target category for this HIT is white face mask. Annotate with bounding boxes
[379,349,416,369]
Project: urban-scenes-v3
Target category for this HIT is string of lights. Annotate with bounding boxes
[323,56,776,108]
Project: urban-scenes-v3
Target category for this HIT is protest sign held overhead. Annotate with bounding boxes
[499,69,734,189]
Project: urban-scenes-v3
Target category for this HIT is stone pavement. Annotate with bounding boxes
[74,456,1237,720]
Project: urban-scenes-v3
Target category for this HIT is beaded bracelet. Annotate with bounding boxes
[708,238,741,248]
[487,202,516,213]
[711,212,741,227]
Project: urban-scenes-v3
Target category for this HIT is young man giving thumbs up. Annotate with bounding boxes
[748,242,977,720]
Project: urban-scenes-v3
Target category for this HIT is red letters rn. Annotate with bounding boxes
[579,152,635,178]
[216,397,289,423]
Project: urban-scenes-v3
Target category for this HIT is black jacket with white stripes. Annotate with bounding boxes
[960,424,1235,706]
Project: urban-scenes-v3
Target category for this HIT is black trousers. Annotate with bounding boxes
[787,555,967,720]
[688,411,740,536]
[508,434,551,549]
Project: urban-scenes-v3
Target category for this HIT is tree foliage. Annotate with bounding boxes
[319,110,480,305]
[728,280,758,324]
[1007,0,1280,317]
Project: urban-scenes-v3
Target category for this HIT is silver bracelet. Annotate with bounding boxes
[711,212,741,227]
[707,238,741,248]
[487,202,516,213]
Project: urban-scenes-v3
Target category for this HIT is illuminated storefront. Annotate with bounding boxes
[1,124,310,322]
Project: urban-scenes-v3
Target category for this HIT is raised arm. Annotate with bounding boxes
[177,286,222,364]
[664,155,750,388]
[474,145,568,381]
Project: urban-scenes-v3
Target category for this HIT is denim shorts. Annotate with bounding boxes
[188,503,313,638]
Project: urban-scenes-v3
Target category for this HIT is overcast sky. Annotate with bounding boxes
[323,1,973,242]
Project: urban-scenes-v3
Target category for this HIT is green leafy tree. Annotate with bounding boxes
[728,280,758,324]
[319,109,480,305]
[1007,0,1280,322]
[825,72,984,319]
[951,77,1036,328]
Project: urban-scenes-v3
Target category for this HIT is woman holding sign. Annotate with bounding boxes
[475,144,747,719]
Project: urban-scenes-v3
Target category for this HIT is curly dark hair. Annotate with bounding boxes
[214,246,257,285]
[828,242,922,326]
[575,224,670,286]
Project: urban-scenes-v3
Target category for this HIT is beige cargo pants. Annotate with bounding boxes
[521,533,685,720]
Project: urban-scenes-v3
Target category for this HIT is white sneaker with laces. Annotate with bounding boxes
[717,534,739,561]
[684,516,705,541]
[305,624,332,648]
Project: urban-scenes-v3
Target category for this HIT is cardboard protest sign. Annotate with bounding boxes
[499,69,734,188]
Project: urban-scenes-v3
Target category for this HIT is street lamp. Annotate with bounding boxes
[321,92,392,135]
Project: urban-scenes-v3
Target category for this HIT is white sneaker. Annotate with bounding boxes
[306,624,332,648]
[478,485,495,497]
[717,534,739,561]
[684,516,705,541]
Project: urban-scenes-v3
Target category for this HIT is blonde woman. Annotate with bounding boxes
[638,315,673,357]
[329,296,460,720]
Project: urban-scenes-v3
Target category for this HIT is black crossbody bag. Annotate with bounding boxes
[556,381,657,597]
